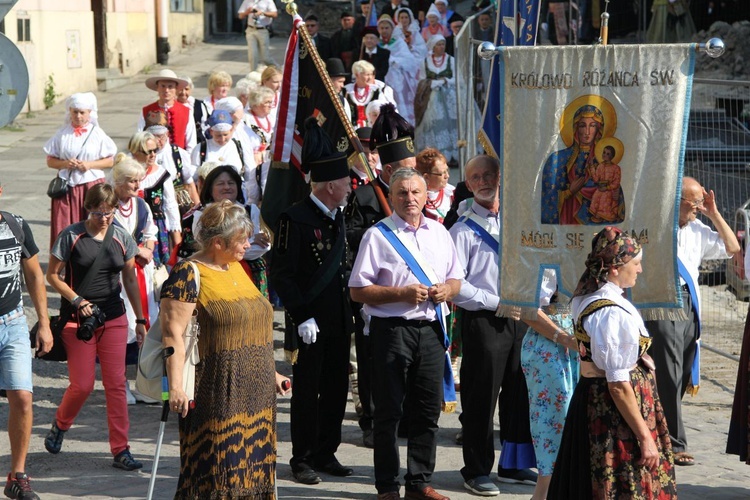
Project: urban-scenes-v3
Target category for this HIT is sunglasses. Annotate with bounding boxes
[141,148,158,155]
[90,210,115,219]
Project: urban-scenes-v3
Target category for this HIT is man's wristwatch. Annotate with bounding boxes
[135,319,147,325]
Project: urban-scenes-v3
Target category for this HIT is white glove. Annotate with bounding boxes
[298,318,319,344]
[430,79,445,89]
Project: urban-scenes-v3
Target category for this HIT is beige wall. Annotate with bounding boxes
[5,0,205,111]
[105,11,157,76]
[8,1,97,111]
[168,1,205,53]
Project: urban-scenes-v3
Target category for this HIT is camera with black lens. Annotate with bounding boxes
[77,305,106,341]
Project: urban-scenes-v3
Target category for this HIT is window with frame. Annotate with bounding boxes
[172,0,195,12]
[17,18,30,42]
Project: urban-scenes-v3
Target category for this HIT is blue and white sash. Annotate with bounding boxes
[677,258,701,395]
[375,217,457,411]
[457,211,499,253]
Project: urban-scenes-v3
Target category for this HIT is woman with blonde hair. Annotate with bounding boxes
[127,131,182,266]
[160,199,289,498]
[260,65,282,122]
[204,70,233,117]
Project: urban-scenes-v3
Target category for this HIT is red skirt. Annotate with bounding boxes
[50,178,104,246]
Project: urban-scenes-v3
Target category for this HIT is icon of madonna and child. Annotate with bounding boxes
[541,95,626,225]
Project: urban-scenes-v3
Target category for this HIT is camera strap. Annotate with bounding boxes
[70,224,115,314]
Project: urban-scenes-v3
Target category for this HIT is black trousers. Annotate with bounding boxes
[459,310,529,480]
[370,316,445,494]
[645,289,698,453]
[289,329,350,472]
[353,301,373,431]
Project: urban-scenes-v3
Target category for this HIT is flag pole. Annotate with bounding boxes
[284,0,391,215]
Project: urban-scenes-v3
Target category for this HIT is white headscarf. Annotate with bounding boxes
[65,92,99,125]
[426,34,446,53]
[426,3,441,20]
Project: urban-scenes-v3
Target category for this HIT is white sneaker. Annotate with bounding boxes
[132,387,160,404]
[125,383,136,405]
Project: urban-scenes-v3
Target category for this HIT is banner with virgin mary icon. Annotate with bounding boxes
[482,44,696,320]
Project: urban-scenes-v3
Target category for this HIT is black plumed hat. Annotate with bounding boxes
[371,103,415,164]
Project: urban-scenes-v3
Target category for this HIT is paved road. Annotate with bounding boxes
[0,35,748,499]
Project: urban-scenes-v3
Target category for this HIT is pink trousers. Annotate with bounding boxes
[55,313,130,456]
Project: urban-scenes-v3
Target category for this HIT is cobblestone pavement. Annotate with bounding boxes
[0,35,748,499]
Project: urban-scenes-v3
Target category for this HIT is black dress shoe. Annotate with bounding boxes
[315,460,354,477]
[293,468,321,484]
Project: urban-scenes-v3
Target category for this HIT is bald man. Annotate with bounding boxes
[645,177,739,466]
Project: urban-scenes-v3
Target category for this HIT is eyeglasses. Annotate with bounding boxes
[427,171,449,177]
[90,210,115,219]
[680,197,704,208]
[141,148,158,155]
[467,172,498,183]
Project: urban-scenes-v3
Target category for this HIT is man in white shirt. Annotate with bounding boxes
[238,0,278,71]
[449,155,536,496]
[645,176,739,466]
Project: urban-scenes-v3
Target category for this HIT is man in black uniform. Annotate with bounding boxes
[270,119,355,485]
[305,13,332,60]
[345,104,416,447]
[359,27,391,83]
[331,11,359,72]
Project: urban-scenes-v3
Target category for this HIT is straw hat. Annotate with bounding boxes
[145,69,189,91]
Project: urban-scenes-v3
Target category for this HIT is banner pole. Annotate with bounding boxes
[286,0,392,215]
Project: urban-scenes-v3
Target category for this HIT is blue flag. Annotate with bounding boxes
[480,0,541,157]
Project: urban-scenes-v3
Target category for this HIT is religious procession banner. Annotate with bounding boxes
[486,44,696,320]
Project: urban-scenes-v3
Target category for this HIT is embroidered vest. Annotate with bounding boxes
[143,101,190,150]
[574,299,651,362]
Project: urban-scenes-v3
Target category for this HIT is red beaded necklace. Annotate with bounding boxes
[253,113,272,133]
[432,53,446,67]
[354,85,371,103]
[118,198,133,218]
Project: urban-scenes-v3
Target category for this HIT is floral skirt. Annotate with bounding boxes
[152,217,171,267]
[548,364,676,499]
[520,315,579,475]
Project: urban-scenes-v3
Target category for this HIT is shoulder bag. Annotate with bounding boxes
[47,125,97,199]
[136,261,201,401]
[31,224,114,361]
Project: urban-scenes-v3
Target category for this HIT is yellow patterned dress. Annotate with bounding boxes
[161,260,276,499]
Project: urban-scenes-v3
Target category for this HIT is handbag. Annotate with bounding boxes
[152,264,170,300]
[47,125,97,199]
[46,176,69,199]
[31,224,114,361]
[136,261,201,401]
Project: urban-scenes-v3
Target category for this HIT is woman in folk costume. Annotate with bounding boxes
[145,110,200,212]
[414,34,458,163]
[378,14,419,126]
[393,7,427,60]
[415,148,453,224]
[110,155,160,404]
[202,70,233,119]
[128,131,183,267]
[260,65,282,128]
[243,86,276,204]
[44,92,117,245]
[547,227,676,499]
[421,3,450,42]
[346,60,395,130]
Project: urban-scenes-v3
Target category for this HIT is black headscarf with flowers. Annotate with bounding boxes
[573,226,641,297]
